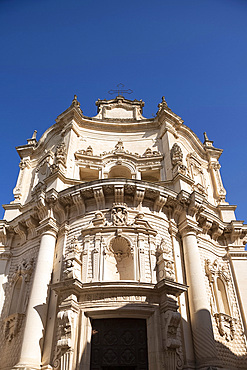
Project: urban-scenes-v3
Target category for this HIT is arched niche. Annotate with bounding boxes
[9,276,23,315]
[216,277,230,315]
[108,165,132,179]
[104,236,134,281]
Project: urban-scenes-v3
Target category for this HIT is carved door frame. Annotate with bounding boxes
[79,306,164,370]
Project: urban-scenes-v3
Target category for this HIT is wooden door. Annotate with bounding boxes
[90,318,148,370]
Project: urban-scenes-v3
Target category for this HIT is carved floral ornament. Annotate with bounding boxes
[4,312,25,342]
[53,309,75,369]
[19,158,31,170]
[205,259,230,284]
[75,141,162,159]
[9,258,34,285]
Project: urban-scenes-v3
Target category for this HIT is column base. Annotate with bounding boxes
[13,363,41,370]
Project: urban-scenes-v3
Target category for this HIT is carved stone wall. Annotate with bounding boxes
[0,245,39,369]
[198,243,247,368]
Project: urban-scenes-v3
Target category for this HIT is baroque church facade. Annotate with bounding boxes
[0,94,247,370]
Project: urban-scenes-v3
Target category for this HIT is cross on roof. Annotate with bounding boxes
[108,83,133,96]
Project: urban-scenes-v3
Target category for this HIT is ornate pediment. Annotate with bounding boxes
[94,96,145,121]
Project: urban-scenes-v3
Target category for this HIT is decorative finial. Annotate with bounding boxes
[158,96,168,112]
[32,130,37,140]
[71,94,81,108]
[27,130,37,145]
[203,132,214,147]
[203,132,209,141]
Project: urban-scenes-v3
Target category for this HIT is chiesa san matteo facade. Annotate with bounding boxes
[0,92,247,370]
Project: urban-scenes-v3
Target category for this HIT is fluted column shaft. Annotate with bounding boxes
[179,220,219,368]
[16,218,58,369]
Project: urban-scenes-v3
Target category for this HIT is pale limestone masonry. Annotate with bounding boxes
[0,94,247,370]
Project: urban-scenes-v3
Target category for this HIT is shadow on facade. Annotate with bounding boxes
[72,303,247,370]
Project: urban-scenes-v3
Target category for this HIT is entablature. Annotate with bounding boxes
[3,179,247,249]
[51,278,187,301]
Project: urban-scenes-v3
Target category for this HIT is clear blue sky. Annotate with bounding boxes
[0,0,247,221]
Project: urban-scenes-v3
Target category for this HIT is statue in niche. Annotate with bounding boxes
[111,204,128,226]
[170,143,183,166]
[55,142,67,167]
[157,239,175,281]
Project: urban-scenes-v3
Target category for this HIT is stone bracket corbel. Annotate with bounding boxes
[134,186,145,208]
[154,194,168,212]
[114,185,124,204]
[14,222,28,245]
[93,186,105,210]
[71,191,85,215]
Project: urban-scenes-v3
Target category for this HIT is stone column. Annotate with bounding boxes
[179,218,219,369]
[42,223,69,368]
[16,218,58,369]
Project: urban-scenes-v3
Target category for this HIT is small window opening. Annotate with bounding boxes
[141,169,160,182]
[80,168,99,181]
[108,165,132,179]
